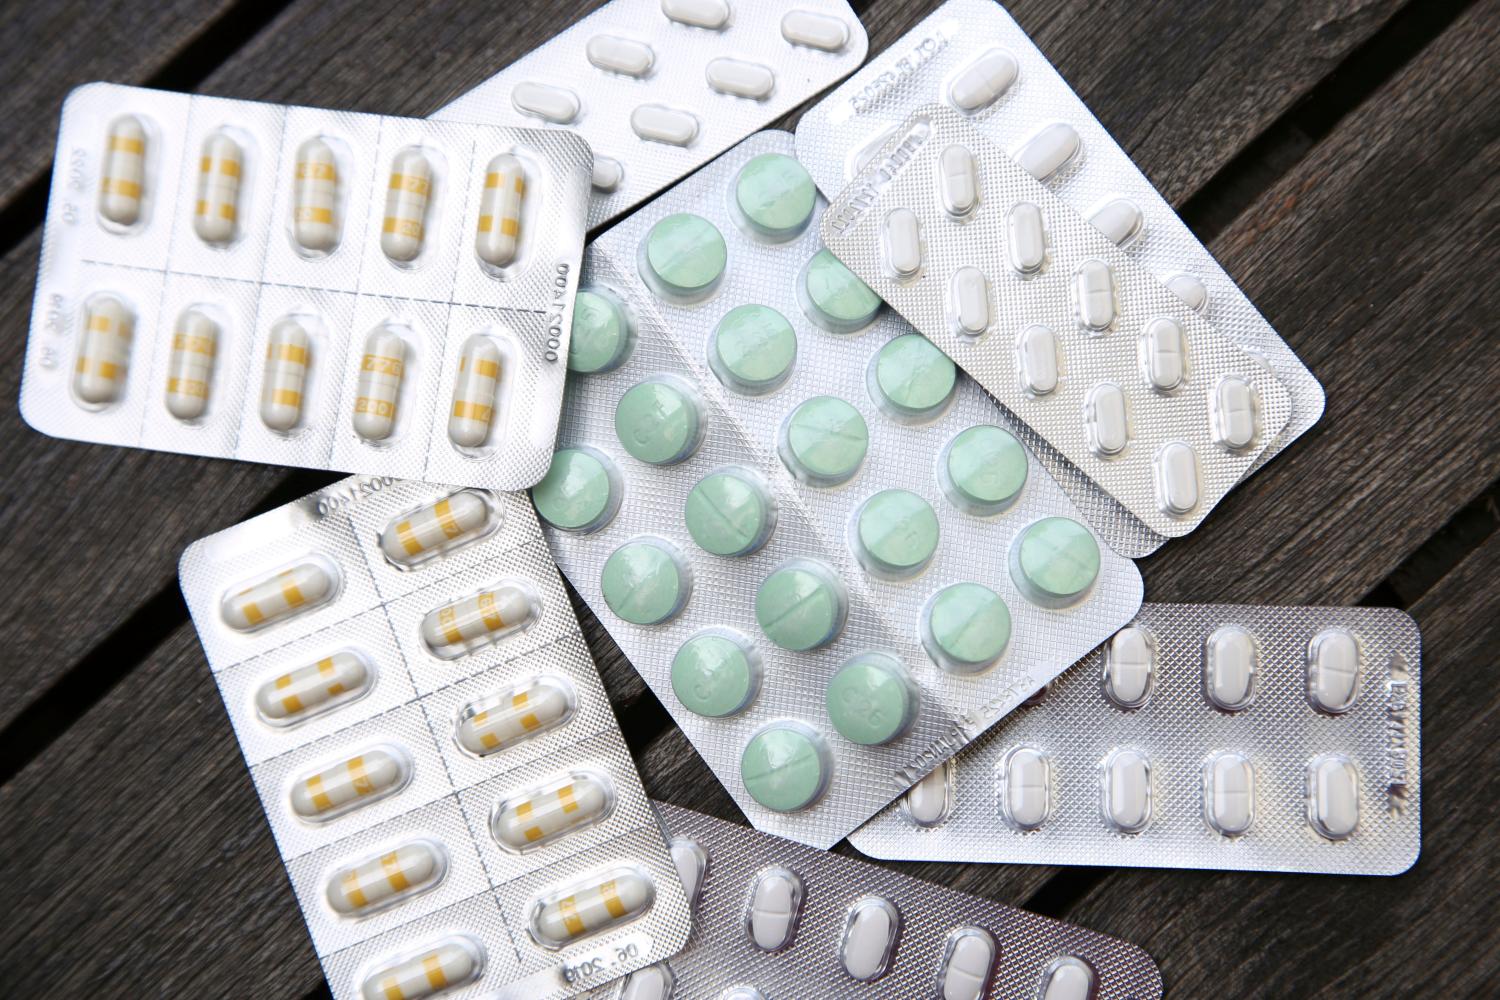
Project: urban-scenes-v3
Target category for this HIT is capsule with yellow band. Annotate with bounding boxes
[381,147,433,264]
[292,136,341,255]
[492,771,613,851]
[194,129,244,246]
[419,583,535,659]
[221,557,339,632]
[447,335,502,448]
[531,867,656,947]
[359,937,483,1000]
[289,745,409,821]
[455,677,574,757]
[475,152,526,269]
[261,317,312,432]
[254,650,370,725]
[352,325,408,442]
[98,114,147,228]
[74,295,135,405]
[379,490,494,568]
[165,307,219,420]
[326,839,445,916]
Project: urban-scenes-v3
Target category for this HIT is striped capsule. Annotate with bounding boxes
[164,307,219,420]
[261,317,311,431]
[254,650,370,724]
[493,772,612,851]
[379,491,493,566]
[419,585,533,657]
[290,746,407,820]
[475,153,525,268]
[293,136,341,254]
[361,939,482,1000]
[456,678,573,756]
[352,325,407,442]
[98,114,146,227]
[194,129,243,245]
[533,869,655,946]
[448,335,501,448]
[73,295,135,405]
[327,840,444,915]
[221,560,337,631]
[381,147,433,263]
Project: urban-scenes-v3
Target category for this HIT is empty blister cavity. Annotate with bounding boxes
[532,446,623,533]
[755,559,847,651]
[1140,317,1188,392]
[1006,202,1045,274]
[948,266,990,337]
[511,82,581,125]
[1041,956,1096,1000]
[903,763,953,827]
[1203,751,1255,837]
[1074,259,1117,333]
[747,866,803,951]
[882,208,922,279]
[840,896,900,981]
[1014,122,1081,183]
[1017,324,1060,396]
[853,489,940,578]
[475,153,527,270]
[193,128,243,246]
[447,333,503,449]
[1211,375,1259,450]
[800,248,881,333]
[326,839,446,916]
[419,582,538,658]
[632,104,700,147]
[947,47,1018,113]
[530,867,656,947]
[221,557,339,631]
[1100,748,1151,834]
[1009,517,1100,609]
[940,424,1028,515]
[98,114,148,228]
[778,395,869,486]
[615,375,705,465]
[685,467,777,557]
[1307,753,1359,841]
[870,333,956,422]
[164,307,220,420]
[359,937,483,1000]
[1101,626,1153,709]
[455,676,575,757]
[1000,745,1051,831]
[781,9,850,51]
[741,722,831,812]
[351,324,408,443]
[291,136,343,256]
[922,582,1011,673]
[74,294,136,406]
[261,316,314,432]
[709,304,797,394]
[570,287,635,374]
[1088,198,1143,248]
[938,927,996,1000]
[587,35,656,77]
[380,146,433,264]
[938,144,979,217]
[826,652,918,746]
[255,650,372,726]
[379,490,496,568]
[673,630,762,718]
[1084,383,1129,456]
[642,212,727,302]
[289,744,410,822]
[1204,625,1257,711]
[1307,628,1361,713]
[492,770,615,851]
[602,537,693,626]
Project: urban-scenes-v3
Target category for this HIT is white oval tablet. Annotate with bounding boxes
[706,58,775,99]
[1085,382,1129,456]
[662,0,728,29]
[1204,751,1255,837]
[1142,317,1187,391]
[748,868,801,951]
[782,9,849,51]
[840,897,899,981]
[1018,325,1060,395]
[1101,748,1151,833]
[938,144,978,216]
[1041,956,1096,1000]
[949,267,991,336]
[1016,122,1081,182]
[1103,626,1154,708]
[511,82,580,124]
[591,156,624,192]
[1167,272,1210,313]
[1204,625,1257,711]
[1007,201,1046,274]
[631,104,699,146]
[1212,375,1258,449]
[938,927,996,1000]
[948,48,1019,113]
[670,836,707,908]
[1154,441,1200,515]
[1308,753,1360,840]
[618,964,673,1000]
[587,35,655,77]
[883,208,922,279]
[1001,746,1050,830]
[1307,628,1361,713]
[1074,259,1116,331]
[1089,197,1144,247]
[904,765,950,826]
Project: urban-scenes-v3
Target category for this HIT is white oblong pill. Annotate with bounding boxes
[420,584,534,658]
[476,153,526,269]
[352,325,407,442]
[840,897,899,981]
[1167,272,1210,313]
[591,156,624,192]
[1089,197,1144,247]
[326,840,444,915]
[748,867,801,951]
[782,9,849,51]
[706,57,775,100]
[1204,625,1257,711]
[1142,317,1187,391]
[1085,382,1129,456]
[1101,748,1151,833]
[492,772,613,850]
[950,266,990,336]
[1204,751,1255,837]
[618,964,674,1000]
[1041,957,1096,1000]
[1018,324,1060,395]
[292,137,340,254]
[1308,628,1361,713]
[662,0,728,30]
[1006,201,1045,274]
[670,837,707,908]
[74,295,135,405]
[380,491,493,566]
[449,334,501,448]
[1001,746,1050,830]
[532,870,655,945]
[165,307,219,420]
[1307,754,1359,840]
[631,104,699,146]
[938,927,995,1000]
[255,650,370,724]
[194,129,243,246]
[587,35,655,77]
[381,146,432,264]
[1212,375,1259,450]
[290,746,407,820]
[99,114,146,227]
[883,207,922,279]
[1016,123,1080,183]
[1103,626,1154,708]
[948,48,1018,113]
[456,677,574,756]
[904,766,950,826]
[361,939,482,1000]
[1154,441,1200,515]
[511,81,580,124]
[221,560,336,631]
[260,317,311,432]
[1074,259,1116,332]
[938,144,978,217]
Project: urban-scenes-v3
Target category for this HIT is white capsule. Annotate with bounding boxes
[532,870,655,946]
[260,317,311,431]
[1204,751,1255,837]
[1101,748,1151,833]
[631,104,699,146]
[292,137,340,253]
[99,114,146,227]
[360,939,481,1000]
[882,208,922,279]
[950,266,990,336]
[948,48,1018,113]
[1018,324,1060,395]
[1089,197,1144,247]
[221,560,337,631]
[456,677,573,756]
[840,897,899,981]
[448,335,502,448]
[670,837,707,908]
[618,964,674,1000]
[1075,259,1117,332]
[748,867,801,951]
[1016,123,1081,183]
[254,650,370,724]
[1167,272,1210,313]
[1103,626,1154,708]
[1307,628,1361,713]
[1307,754,1359,840]
[936,928,995,1000]
[1211,375,1259,450]
[1204,625,1257,711]
[1141,317,1187,391]
[662,0,728,30]
[1006,201,1046,274]
[782,9,848,50]
[327,840,444,915]
[511,81,580,124]
[903,765,950,826]
[493,772,612,850]
[587,35,655,77]
[591,156,624,192]
[73,295,135,405]
[381,147,432,264]
[352,326,407,442]
[938,144,978,217]
[1154,441,1200,516]
[1001,746,1050,831]
[420,584,534,657]
[290,746,407,820]
[706,57,775,100]
[476,153,525,269]
[1041,957,1096,1000]
[164,307,218,420]
[1085,382,1129,456]
[193,130,242,246]
[380,491,493,567]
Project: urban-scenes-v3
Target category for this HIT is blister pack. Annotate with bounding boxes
[22,83,591,490]
[432,0,867,229]
[593,801,1163,1000]
[179,477,689,999]
[531,130,1143,849]
[850,605,1421,876]
[796,0,1324,555]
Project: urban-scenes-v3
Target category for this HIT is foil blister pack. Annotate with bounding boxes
[179,477,689,999]
[432,0,867,228]
[532,130,1143,849]
[22,83,592,490]
[851,605,1421,876]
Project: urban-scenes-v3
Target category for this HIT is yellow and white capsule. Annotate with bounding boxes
[379,491,493,567]
[290,746,407,820]
[165,307,219,420]
[382,147,433,263]
[352,325,407,442]
[456,678,573,756]
[476,153,525,268]
[293,136,341,254]
[492,772,612,851]
[532,869,655,946]
[360,939,482,1000]
[254,650,370,724]
[448,335,501,448]
[420,584,533,658]
[99,114,146,228]
[194,129,243,245]
[221,559,338,631]
[73,295,135,405]
[261,317,311,431]
[326,840,445,915]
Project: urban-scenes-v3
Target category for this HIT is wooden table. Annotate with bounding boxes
[0,0,1496,995]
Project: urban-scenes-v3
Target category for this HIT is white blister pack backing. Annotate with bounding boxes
[819,104,1292,542]
[594,801,1163,1000]
[433,0,867,229]
[796,0,1324,555]
[851,605,1421,876]
[531,130,1143,849]
[179,477,689,999]
[22,83,592,490]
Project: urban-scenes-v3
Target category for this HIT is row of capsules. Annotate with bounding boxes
[179,479,689,999]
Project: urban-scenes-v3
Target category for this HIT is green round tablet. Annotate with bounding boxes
[740,725,829,812]
[924,582,1012,671]
[643,213,727,299]
[1011,517,1101,606]
[780,396,868,485]
[685,469,775,557]
[873,334,956,418]
[802,249,881,333]
[615,379,702,465]
[568,289,630,374]
[531,448,617,532]
[944,425,1028,513]
[855,489,940,577]
[601,539,690,625]
[735,153,817,240]
[755,561,846,651]
[672,633,759,717]
[826,654,916,746]
[711,304,797,393]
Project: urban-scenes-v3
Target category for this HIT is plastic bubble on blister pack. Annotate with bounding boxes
[179,477,689,999]
[22,83,593,490]
[851,605,1422,876]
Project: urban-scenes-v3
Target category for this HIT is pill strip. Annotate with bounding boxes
[179,478,689,998]
[795,0,1324,555]
[22,83,592,491]
[432,0,867,229]
[849,605,1421,876]
[592,801,1163,1000]
[821,104,1292,539]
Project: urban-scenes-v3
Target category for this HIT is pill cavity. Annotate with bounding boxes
[684,468,776,558]
[1154,441,1200,516]
[511,81,580,124]
[922,582,1011,673]
[1142,317,1187,391]
[1074,259,1117,332]
[1204,625,1257,711]
[1307,628,1361,713]
[360,939,482,1000]
[1041,956,1096,1000]
[260,317,311,432]
[1010,516,1100,608]
[1167,272,1210,313]
[531,447,622,533]
[801,248,881,333]
[707,57,776,100]
[1089,197,1144,247]
[826,653,917,746]
[1212,375,1259,450]
[448,334,501,448]
[380,490,494,567]
[99,114,147,227]
[455,677,574,756]
[290,745,408,820]
[672,631,761,718]
[949,266,991,336]
[855,488,940,579]
[165,307,219,419]
[938,927,996,1000]
[782,9,849,51]
[948,48,1019,113]
[840,897,900,981]
[1101,747,1151,833]
[618,963,674,1000]
[643,212,727,301]
[222,559,337,631]
[74,295,135,406]
[779,395,869,486]
[352,325,407,442]
[1085,382,1129,456]
[1017,324,1060,395]
[872,333,956,421]
[194,129,242,246]
[1204,751,1255,837]
[1102,626,1154,709]
[531,869,655,946]
[327,840,445,915]
[662,0,729,30]
[631,104,699,146]
[710,303,797,393]
[493,772,614,850]
[602,537,692,626]
[941,424,1028,515]
[420,584,536,658]
[669,837,707,908]
[255,650,370,725]
[476,153,526,269]
[614,377,703,465]
[733,153,816,241]
[755,560,847,652]
[741,723,830,812]
[748,867,803,950]
[1016,123,1081,183]
[1307,753,1359,840]
[883,207,923,279]
[381,146,432,264]
[292,137,340,254]
[903,765,950,826]
[1006,201,1046,274]
[586,35,655,77]
[569,288,633,375]
[591,155,624,192]
[938,144,979,217]
[1001,746,1050,830]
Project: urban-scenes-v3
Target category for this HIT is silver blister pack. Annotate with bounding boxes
[432,0,867,229]
[594,801,1163,1000]
[534,130,1143,849]
[850,605,1421,876]
[22,83,592,490]
[179,477,689,999]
